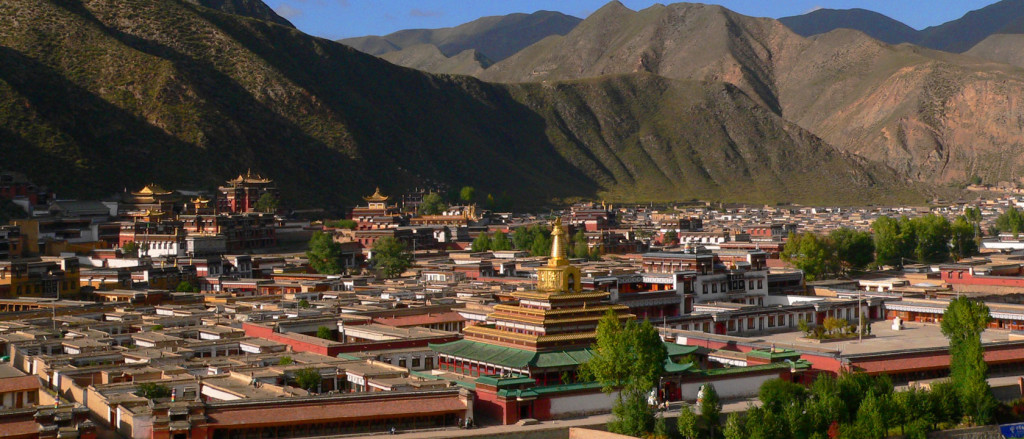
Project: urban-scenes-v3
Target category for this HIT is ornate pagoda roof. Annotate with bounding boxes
[132,184,172,196]
[227,169,272,185]
[363,187,390,202]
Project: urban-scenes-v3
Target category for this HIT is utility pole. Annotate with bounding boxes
[858,289,863,343]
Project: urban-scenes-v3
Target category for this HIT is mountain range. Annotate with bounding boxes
[10,0,1024,209]
[1,0,917,210]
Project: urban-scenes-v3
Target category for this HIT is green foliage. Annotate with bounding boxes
[608,392,655,437]
[135,382,171,399]
[175,281,195,292]
[652,413,669,439]
[512,225,553,256]
[306,232,346,275]
[294,367,321,391]
[316,326,332,340]
[123,241,140,258]
[326,219,357,229]
[700,383,722,438]
[829,228,875,272]
[942,297,996,425]
[571,230,594,259]
[850,392,889,439]
[298,299,310,308]
[254,192,279,213]
[278,356,293,365]
[913,214,952,263]
[872,216,910,266]
[472,232,491,251]
[663,230,678,245]
[420,192,446,215]
[370,236,413,278]
[491,231,512,251]
[723,412,746,439]
[997,207,1024,238]
[759,378,808,412]
[781,232,837,281]
[677,404,700,439]
[580,310,667,437]
[459,186,475,203]
[951,216,979,261]
[744,404,788,439]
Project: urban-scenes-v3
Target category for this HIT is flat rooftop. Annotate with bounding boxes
[757,320,1009,357]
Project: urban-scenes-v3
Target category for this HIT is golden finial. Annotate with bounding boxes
[549,217,569,267]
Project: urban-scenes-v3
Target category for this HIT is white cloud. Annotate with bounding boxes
[275,4,303,19]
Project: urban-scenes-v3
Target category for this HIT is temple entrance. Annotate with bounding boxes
[520,403,531,420]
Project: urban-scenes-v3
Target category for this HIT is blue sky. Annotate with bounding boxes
[263,1,1002,40]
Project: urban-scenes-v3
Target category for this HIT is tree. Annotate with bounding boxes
[759,378,807,412]
[781,232,837,281]
[579,310,667,437]
[459,186,475,203]
[996,206,1024,238]
[829,228,875,272]
[254,192,279,213]
[653,413,669,439]
[278,356,294,365]
[491,231,512,251]
[913,214,952,263]
[723,412,746,439]
[872,216,913,267]
[135,382,171,399]
[370,236,413,278]
[122,241,139,257]
[677,404,700,439]
[175,281,195,292]
[316,326,333,340]
[294,367,321,392]
[851,392,887,439]
[326,219,357,229]
[700,383,722,438]
[298,299,310,309]
[940,297,995,425]
[951,216,979,261]
[420,192,446,215]
[306,232,345,275]
[472,232,491,251]
[572,230,590,259]
[663,230,679,246]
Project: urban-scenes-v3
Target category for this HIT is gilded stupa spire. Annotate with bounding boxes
[549,217,569,267]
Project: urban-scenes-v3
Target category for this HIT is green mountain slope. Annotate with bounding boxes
[339,10,581,62]
[0,0,916,208]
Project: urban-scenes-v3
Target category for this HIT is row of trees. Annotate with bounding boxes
[874,213,977,266]
[418,186,511,214]
[780,228,874,281]
[306,232,412,278]
[782,213,981,280]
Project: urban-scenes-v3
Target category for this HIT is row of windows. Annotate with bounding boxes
[700,279,763,294]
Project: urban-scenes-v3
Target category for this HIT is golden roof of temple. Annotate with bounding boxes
[227,169,272,185]
[132,184,172,196]
[128,210,167,217]
[363,187,390,202]
[191,197,210,204]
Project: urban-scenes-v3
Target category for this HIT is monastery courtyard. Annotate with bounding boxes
[757,320,1010,356]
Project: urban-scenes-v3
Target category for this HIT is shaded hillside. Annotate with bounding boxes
[917,0,1024,52]
[0,0,914,209]
[339,11,581,62]
[966,33,1024,67]
[380,45,492,76]
[779,8,919,45]
[482,1,1024,188]
[186,0,294,27]
[778,0,1024,53]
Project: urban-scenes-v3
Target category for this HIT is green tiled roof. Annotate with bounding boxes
[497,381,604,398]
[429,339,596,369]
[700,359,812,377]
[336,353,361,360]
[664,360,695,374]
[665,343,700,357]
[746,348,800,361]
[475,375,535,387]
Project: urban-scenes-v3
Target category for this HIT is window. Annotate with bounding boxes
[958,272,963,279]
[712,284,717,293]
[758,280,763,289]
[749,280,754,290]
[769,316,775,327]
[703,284,708,294]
